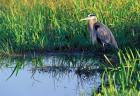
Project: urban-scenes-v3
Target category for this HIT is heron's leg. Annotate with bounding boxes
[102,43,106,52]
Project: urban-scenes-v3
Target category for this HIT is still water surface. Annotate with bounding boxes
[0,53,104,96]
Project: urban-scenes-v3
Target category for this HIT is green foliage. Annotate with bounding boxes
[93,49,140,96]
[0,0,140,53]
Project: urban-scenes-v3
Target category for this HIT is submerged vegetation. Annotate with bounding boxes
[0,0,140,54]
[0,49,139,96]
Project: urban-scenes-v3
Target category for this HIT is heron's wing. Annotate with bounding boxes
[96,23,118,49]
[96,25,112,44]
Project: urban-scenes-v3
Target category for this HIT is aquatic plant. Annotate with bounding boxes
[92,49,140,96]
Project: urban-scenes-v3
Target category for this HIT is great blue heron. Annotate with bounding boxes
[81,14,118,51]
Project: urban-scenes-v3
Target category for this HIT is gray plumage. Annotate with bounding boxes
[89,22,118,49]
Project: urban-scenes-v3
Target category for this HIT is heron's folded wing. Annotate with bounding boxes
[96,26,112,44]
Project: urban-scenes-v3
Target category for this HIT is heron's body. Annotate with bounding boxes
[89,21,118,49]
[81,14,118,50]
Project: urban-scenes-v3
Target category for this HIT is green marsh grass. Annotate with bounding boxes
[93,49,140,96]
[0,0,140,54]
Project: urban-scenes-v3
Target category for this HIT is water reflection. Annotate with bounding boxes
[0,54,104,96]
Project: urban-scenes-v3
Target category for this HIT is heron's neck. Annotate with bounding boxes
[88,21,96,32]
[88,22,97,44]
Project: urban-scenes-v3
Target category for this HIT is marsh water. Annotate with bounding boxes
[0,53,106,96]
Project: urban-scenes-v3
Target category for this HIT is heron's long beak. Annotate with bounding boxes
[80,17,90,21]
[80,16,96,21]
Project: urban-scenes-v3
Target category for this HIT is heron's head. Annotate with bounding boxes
[81,14,97,24]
